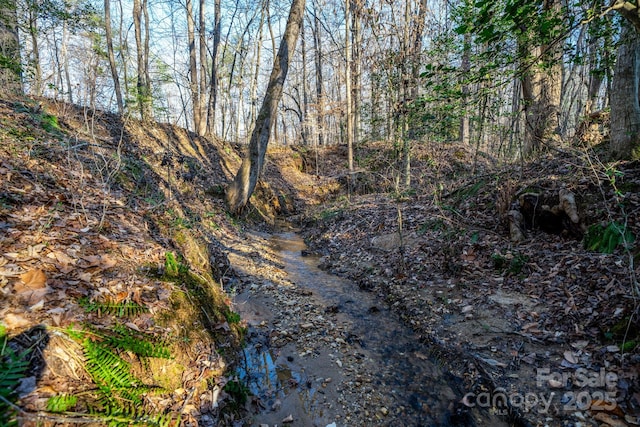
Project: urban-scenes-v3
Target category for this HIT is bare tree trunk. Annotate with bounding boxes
[225,0,306,213]
[460,30,471,144]
[133,0,151,120]
[207,0,221,136]
[143,0,151,110]
[28,8,42,96]
[105,0,123,114]
[249,1,266,132]
[313,0,324,147]
[610,24,640,159]
[300,16,310,145]
[186,0,199,133]
[352,0,362,147]
[345,0,354,179]
[265,0,279,143]
[398,0,410,190]
[118,0,129,102]
[197,0,207,135]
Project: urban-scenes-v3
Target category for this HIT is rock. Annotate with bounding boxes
[379,407,389,416]
[282,414,294,423]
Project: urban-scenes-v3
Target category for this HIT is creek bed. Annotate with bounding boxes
[234,231,509,426]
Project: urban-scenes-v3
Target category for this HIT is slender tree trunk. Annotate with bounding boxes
[62,22,73,103]
[301,16,309,145]
[118,0,129,102]
[352,0,361,147]
[249,2,265,132]
[313,0,324,147]
[399,0,411,189]
[345,0,354,178]
[197,0,207,135]
[207,0,221,136]
[133,0,150,120]
[28,9,42,96]
[460,6,471,145]
[143,0,151,112]
[186,0,199,133]
[225,0,306,213]
[610,24,640,159]
[105,0,123,114]
[265,0,279,143]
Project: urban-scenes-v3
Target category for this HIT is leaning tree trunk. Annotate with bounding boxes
[105,0,123,114]
[225,0,306,213]
[610,24,640,160]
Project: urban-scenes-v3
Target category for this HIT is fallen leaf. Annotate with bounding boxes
[593,412,627,427]
[125,322,141,332]
[563,350,578,364]
[16,269,47,291]
[3,313,31,330]
[77,272,92,282]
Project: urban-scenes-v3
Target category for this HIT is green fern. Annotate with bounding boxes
[79,297,149,317]
[106,324,171,359]
[47,300,177,425]
[0,325,31,427]
[83,338,144,392]
[46,394,78,412]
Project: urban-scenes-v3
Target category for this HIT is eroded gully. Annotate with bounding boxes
[228,229,509,427]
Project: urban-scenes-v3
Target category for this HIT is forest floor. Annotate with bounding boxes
[292,143,640,427]
[0,96,639,427]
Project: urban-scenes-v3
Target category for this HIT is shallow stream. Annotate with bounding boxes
[234,231,508,426]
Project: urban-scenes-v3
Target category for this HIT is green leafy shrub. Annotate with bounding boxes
[584,221,635,254]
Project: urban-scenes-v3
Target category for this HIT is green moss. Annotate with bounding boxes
[40,113,60,133]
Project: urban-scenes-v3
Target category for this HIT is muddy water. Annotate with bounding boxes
[235,231,508,426]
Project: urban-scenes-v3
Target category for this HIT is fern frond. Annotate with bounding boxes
[83,339,142,392]
[107,325,171,359]
[79,297,149,317]
[46,394,78,412]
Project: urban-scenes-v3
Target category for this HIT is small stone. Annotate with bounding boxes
[336,359,343,368]
[379,407,389,416]
[282,414,294,423]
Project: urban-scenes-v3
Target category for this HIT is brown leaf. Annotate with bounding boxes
[100,255,117,270]
[3,313,30,330]
[17,269,47,291]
